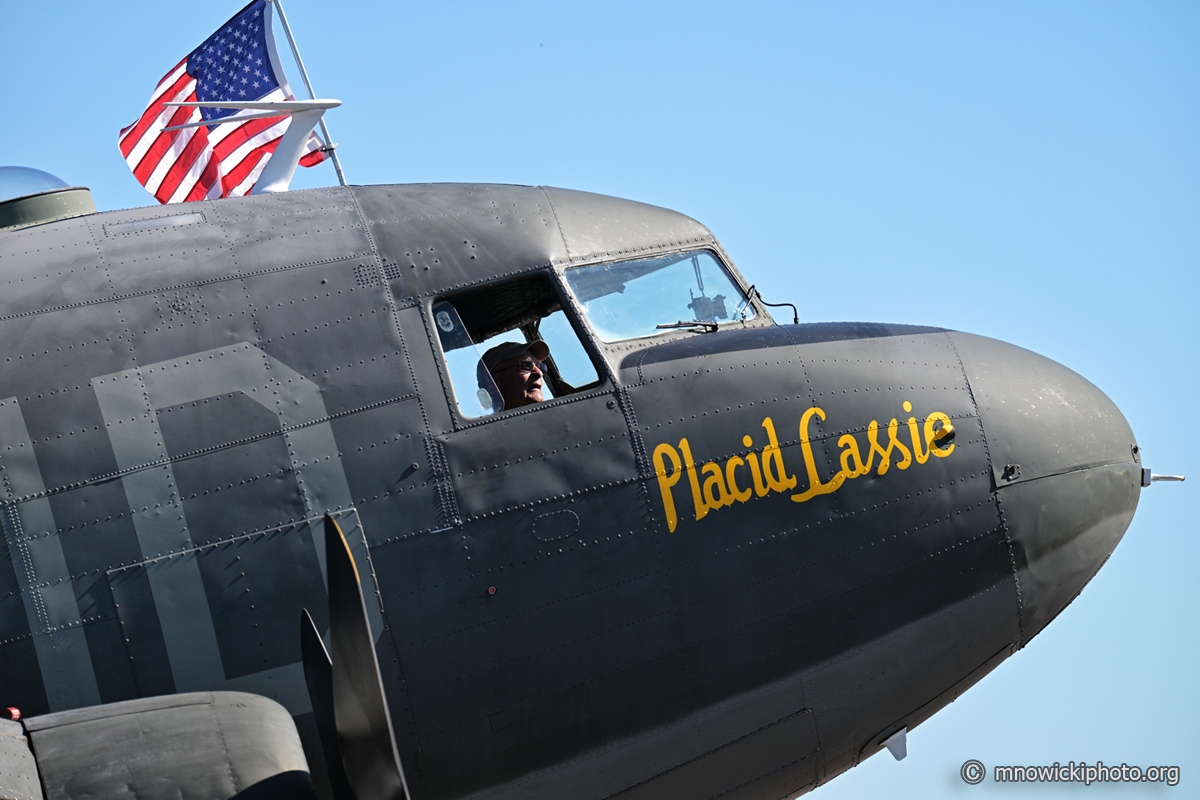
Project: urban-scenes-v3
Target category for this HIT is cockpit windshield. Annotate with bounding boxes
[564,251,756,342]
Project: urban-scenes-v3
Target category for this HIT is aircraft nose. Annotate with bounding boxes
[950,333,1141,646]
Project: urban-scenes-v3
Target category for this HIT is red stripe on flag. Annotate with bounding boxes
[299,147,327,167]
[184,155,222,203]
[211,115,288,161]
[119,61,192,158]
[154,123,217,203]
[169,114,287,202]
[221,138,280,197]
[131,99,201,186]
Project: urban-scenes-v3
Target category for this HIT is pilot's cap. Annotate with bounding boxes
[481,340,550,373]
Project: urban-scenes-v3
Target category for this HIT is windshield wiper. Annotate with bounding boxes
[656,320,719,333]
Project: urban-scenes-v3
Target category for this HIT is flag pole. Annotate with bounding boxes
[270,0,348,187]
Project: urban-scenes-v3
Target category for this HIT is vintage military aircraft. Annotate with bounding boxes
[0,163,1161,799]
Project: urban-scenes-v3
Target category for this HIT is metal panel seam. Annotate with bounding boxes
[942,331,1024,642]
[538,187,573,261]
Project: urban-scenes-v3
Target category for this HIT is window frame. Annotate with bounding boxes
[560,248,767,346]
[428,270,615,424]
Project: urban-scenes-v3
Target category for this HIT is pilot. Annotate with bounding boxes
[478,340,551,410]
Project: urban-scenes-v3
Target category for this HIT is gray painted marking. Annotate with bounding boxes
[0,400,102,711]
[93,343,370,706]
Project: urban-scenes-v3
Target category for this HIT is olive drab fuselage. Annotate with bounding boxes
[0,184,1141,800]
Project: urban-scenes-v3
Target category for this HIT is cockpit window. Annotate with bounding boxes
[433,275,601,418]
[564,251,756,342]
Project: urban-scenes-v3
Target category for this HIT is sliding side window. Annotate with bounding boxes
[433,275,600,418]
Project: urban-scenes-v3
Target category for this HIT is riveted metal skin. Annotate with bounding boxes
[0,184,1141,800]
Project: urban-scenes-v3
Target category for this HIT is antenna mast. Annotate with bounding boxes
[270,0,347,187]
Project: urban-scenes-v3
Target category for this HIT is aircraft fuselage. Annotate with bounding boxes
[0,184,1140,799]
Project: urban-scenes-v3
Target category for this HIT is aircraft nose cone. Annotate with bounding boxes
[950,333,1141,646]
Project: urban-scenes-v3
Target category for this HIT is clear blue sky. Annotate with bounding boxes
[3,2,1197,797]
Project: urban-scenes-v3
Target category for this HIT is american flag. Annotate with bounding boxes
[119,0,328,204]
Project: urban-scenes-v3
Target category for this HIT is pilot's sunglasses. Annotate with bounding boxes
[494,359,544,375]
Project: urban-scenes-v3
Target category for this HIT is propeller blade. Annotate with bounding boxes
[325,514,410,800]
[300,608,355,800]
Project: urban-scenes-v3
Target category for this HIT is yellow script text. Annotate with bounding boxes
[652,402,955,532]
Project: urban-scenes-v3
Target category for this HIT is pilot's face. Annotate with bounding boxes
[493,349,545,409]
